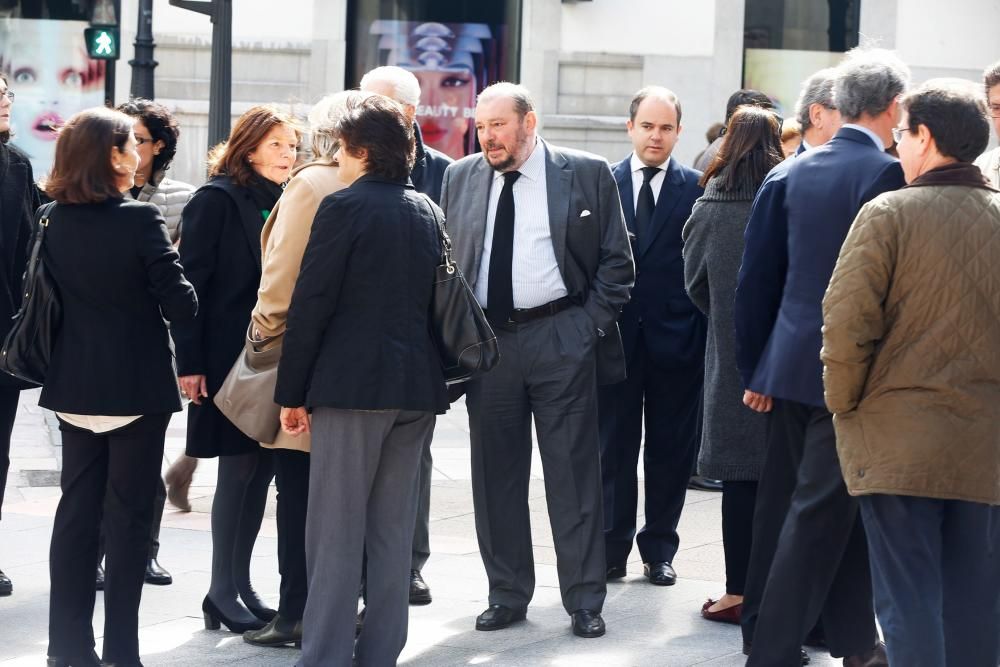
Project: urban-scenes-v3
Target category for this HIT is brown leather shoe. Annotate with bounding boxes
[700,598,741,624]
[164,455,197,512]
[843,641,888,667]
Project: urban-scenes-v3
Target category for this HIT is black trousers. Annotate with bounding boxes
[98,477,166,565]
[721,480,757,596]
[274,447,309,620]
[0,388,20,520]
[598,334,702,566]
[745,400,876,665]
[48,414,170,665]
[467,307,606,615]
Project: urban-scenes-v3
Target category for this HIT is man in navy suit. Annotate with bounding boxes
[600,86,705,586]
[736,48,909,667]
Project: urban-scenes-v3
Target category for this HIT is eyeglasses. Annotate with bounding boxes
[989,103,1000,119]
[890,126,910,144]
[0,90,13,103]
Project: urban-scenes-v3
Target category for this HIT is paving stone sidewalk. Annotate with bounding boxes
[0,389,840,666]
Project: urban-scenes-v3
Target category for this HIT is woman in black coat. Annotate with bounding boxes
[275,94,448,667]
[171,105,299,633]
[0,73,40,597]
[39,107,197,667]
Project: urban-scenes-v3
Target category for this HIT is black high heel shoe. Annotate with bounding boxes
[245,601,277,623]
[46,650,100,667]
[201,596,266,633]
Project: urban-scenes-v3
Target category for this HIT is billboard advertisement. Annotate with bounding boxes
[0,18,106,176]
[355,19,511,160]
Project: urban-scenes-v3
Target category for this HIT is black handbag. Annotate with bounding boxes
[425,197,499,385]
[0,201,61,387]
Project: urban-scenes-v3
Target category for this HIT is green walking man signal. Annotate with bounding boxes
[84,26,120,60]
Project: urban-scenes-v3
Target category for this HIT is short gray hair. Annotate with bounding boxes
[477,82,535,118]
[307,90,374,160]
[628,86,683,124]
[795,68,837,129]
[833,47,911,122]
[359,66,421,107]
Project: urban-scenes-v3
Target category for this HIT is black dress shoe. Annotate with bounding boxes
[571,609,606,638]
[688,475,724,491]
[742,641,810,664]
[201,596,266,633]
[95,565,105,591]
[409,569,432,605]
[475,604,527,631]
[606,564,627,580]
[843,641,888,667]
[0,568,11,596]
[643,561,677,586]
[243,614,303,648]
[46,650,101,667]
[144,559,172,586]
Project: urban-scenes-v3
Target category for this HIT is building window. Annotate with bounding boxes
[347,0,522,159]
[743,0,860,116]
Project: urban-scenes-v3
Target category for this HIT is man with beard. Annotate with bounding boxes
[440,82,634,638]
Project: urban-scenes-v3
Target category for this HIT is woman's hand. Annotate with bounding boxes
[280,407,310,436]
[743,389,773,413]
[178,375,208,405]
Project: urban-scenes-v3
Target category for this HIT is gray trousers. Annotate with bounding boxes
[467,306,607,615]
[298,408,434,667]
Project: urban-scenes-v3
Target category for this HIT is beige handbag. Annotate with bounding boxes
[214,325,282,443]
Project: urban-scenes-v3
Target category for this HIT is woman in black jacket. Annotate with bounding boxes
[39,107,197,667]
[275,94,448,667]
[171,105,299,633]
[0,72,41,598]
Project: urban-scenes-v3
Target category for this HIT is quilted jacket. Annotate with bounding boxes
[126,171,195,242]
[821,164,1000,504]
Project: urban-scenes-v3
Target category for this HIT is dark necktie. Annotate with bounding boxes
[635,166,660,244]
[487,171,521,326]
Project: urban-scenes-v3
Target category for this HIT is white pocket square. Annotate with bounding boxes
[580,210,592,218]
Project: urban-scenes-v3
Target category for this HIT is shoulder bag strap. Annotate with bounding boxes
[419,193,453,269]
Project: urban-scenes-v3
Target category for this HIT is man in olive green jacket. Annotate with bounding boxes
[822,79,1000,667]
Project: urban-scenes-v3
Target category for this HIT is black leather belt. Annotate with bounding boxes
[502,296,573,324]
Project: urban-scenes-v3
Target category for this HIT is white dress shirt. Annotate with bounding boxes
[475,139,568,309]
[629,153,671,211]
[841,123,885,151]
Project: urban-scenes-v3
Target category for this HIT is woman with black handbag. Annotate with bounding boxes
[37,107,197,667]
[170,105,299,634]
[275,94,448,667]
[0,72,41,598]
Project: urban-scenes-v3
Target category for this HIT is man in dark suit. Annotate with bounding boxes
[360,64,453,606]
[736,48,909,667]
[440,82,634,638]
[735,68,842,657]
[600,86,705,587]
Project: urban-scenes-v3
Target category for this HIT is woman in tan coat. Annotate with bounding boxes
[822,79,1000,667]
[241,90,367,648]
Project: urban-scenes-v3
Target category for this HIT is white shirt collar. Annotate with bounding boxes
[841,123,885,151]
[494,138,545,182]
[629,152,670,175]
[801,139,813,151]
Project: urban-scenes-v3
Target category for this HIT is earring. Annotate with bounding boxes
[247,157,253,163]
[114,164,124,171]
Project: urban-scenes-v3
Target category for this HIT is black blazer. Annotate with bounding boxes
[38,198,197,415]
[410,123,453,205]
[275,174,448,414]
[0,142,41,339]
[612,155,706,370]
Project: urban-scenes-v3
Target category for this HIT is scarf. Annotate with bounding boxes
[246,173,284,221]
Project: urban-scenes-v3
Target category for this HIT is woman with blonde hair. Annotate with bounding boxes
[171,105,299,633]
[242,90,369,648]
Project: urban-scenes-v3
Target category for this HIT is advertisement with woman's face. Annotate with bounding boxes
[366,20,505,160]
[0,19,106,176]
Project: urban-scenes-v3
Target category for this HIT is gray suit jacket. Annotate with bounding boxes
[440,139,635,384]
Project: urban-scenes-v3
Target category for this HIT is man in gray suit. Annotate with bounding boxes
[440,82,634,638]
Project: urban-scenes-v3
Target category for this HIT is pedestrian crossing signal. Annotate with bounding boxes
[84,27,120,60]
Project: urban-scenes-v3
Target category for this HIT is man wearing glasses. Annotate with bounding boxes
[974,60,1000,187]
[0,74,42,597]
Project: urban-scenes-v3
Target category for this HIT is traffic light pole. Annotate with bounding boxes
[102,0,122,106]
[168,0,232,148]
[130,0,157,99]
